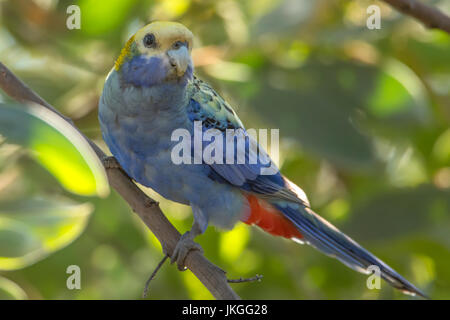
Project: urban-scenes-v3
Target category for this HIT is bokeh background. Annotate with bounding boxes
[0,0,449,299]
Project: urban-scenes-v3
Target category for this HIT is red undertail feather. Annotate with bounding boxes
[242,194,303,240]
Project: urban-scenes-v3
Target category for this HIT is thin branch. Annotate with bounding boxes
[0,62,240,300]
[143,254,169,298]
[382,0,450,33]
[228,274,263,284]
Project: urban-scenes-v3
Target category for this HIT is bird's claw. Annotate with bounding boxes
[171,231,203,271]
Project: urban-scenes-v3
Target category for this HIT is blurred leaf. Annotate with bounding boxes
[0,198,93,270]
[253,0,314,37]
[181,270,213,300]
[79,0,138,36]
[368,72,411,117]
[367,60,429,122]
[343,185,450,242]
[432,128,450,165]
[0,103,109,197]
[248,60,377,169]
[219,223,250,262]
[404,32,450,73]
[0,276,27,299]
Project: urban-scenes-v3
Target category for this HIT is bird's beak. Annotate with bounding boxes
[167,46,190,77]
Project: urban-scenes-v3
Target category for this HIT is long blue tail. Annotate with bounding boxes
[274,203,427,298]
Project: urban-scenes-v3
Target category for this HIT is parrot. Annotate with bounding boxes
[98,21,426,298]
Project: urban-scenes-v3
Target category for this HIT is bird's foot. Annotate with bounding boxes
[171,231,203,271]
[102,156,120,169]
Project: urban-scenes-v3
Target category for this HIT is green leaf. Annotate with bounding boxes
[248,60,377,169]
[253,0,314,38]
[79,0,137,36]
[0,198,93,270]
[343,185,450,242]
[367,60,429,121]
[0,103,109,197]
[0,276,27,299]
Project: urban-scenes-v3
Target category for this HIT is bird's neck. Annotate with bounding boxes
[118,80,190,119]
[145,81,189,111]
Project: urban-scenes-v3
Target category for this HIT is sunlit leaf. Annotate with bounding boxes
[433,129,450,165]
[368,72,410,116]
[404,32,450,73]
[0,198,93,270]
[367,60,429,121]
[0,103,109,197]
[0,276,27,300]
[156,0,191,19]
[411,254,436,288]
[181,270,213,300]
[79,0,137,36]
[219,223,250,262]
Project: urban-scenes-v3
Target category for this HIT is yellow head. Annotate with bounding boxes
[115,22,194,86]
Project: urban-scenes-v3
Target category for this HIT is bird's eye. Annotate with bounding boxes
[172,40,187,50]
[143,33,156,48]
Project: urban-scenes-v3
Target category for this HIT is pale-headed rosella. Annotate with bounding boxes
[98,21,426,298]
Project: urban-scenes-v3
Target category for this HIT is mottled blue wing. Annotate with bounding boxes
[186,76,305,204]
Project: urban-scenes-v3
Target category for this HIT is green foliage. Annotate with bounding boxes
[0,104,108,196]
[0,276,27,299]
[0,197,92,271]
[0,0,449,299]
[0,104,107,280]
